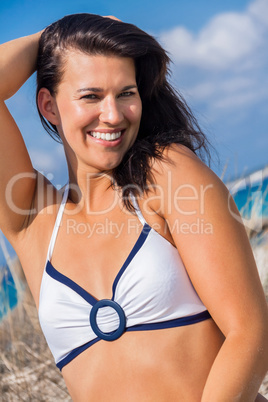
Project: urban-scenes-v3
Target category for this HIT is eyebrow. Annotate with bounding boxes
[76,85,138,93]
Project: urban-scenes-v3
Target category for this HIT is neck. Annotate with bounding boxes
[67,166,120,216]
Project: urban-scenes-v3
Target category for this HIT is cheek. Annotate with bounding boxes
[58,103,95,132]
[128,102,142,125]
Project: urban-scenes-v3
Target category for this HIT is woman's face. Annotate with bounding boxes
[53,50,142,174]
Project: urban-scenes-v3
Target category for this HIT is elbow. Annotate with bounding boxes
[260,325,268,371]
[246,320,268,371]
[258,312,268,363]
[228,318,268,369]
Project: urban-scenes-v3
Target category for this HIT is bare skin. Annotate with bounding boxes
[17,172,225,402]
[0,28,268,401]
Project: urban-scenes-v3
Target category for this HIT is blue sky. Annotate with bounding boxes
[0,0,267,187]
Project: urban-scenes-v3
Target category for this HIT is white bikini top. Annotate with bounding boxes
[38,185,210,370]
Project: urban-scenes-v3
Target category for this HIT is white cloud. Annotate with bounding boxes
[188,75,268,112]
[29,144,66,178]
[249,0,268,26]
[189,77,255,100]
[156,0,268,180]
[158,0,268,116]
[160,0,268,71]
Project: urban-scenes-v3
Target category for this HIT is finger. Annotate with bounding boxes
[103,15,122,21]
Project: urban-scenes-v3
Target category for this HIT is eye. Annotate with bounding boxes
[119,91,135,97]
[81,94,99,100]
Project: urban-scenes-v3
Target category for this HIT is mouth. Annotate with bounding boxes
[88,130,125,142]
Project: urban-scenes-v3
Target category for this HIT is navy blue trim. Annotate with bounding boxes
[46,224,151,306]
[56,337,101,371]
[90,299,126,341]
[56,310,211,370]
[112,223,151,300]
[126,310,211,332]
[46,261,98,306]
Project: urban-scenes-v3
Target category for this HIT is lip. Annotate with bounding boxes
[86,129,126,147]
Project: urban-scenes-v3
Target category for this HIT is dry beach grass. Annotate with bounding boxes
[0,259,71,401]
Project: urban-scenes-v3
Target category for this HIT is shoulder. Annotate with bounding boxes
[152,143,219,185]
[147,144,231,219]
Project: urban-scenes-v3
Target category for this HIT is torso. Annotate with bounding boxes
[63,319,224,402]
[14,158,225,402]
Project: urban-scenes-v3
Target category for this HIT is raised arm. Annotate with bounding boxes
[0,32,42,236]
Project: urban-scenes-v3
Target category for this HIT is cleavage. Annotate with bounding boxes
[50,213,144,300]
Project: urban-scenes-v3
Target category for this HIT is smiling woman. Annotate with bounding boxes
[38,53,142,175]
[0,13,268,402]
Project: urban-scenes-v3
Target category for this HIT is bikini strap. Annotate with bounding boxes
[129,194,147,226]
[46,184,69,261]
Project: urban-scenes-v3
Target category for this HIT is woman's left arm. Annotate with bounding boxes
[152,145,268,401]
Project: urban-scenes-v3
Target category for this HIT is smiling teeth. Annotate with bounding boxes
[90,131,122,141]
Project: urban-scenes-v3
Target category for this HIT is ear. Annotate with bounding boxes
[37,88,60,125]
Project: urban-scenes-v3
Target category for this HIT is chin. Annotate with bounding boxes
[94,156,124,173]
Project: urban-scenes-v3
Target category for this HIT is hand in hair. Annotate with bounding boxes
[103,15,122,21]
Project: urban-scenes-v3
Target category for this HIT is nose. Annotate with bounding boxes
[99,97,124,125]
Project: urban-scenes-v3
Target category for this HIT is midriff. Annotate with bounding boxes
[62,317,224,402]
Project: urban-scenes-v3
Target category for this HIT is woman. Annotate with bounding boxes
[0,13,267,401]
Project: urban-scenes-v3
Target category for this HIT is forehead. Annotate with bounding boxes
[60,50,136,89]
